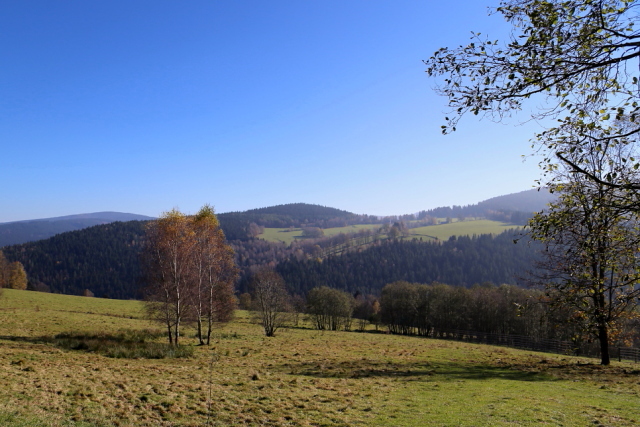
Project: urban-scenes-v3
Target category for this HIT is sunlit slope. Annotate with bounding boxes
[258,219,518,244]
[259,224,381,245]
[0,289,638,426]
[408,219,518,241]
[0,288,148,337]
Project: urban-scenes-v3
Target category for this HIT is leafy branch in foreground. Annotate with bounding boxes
[425,0,640,198]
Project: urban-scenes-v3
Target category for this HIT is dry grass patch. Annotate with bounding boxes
[1,290,640,426]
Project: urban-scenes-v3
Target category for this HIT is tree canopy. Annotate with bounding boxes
[142,206,237,346]
[426,0,640,364]
[425,0,640,194]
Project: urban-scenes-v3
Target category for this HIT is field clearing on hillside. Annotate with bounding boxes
[259,224,381,245]
[1,289,639,426]
[259,220,517,245]
[322,224,381,237]
[407,220,518,241]
[259,227,303,245]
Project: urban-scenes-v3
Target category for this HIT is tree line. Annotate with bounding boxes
[245,273,640,357]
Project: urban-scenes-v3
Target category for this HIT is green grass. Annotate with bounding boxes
[51,330,195,359]
[259,224,382,245]
[407,219,519,241]
[322,224,382,237]
[258,227,304,245]
[258,220,518,245]
[1,289,639,426]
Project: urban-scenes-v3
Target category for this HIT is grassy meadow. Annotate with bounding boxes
[258,220,517,245]
[1,288,639,426]
[406,220,518,241]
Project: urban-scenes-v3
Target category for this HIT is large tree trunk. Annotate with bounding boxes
[598,323,610,365]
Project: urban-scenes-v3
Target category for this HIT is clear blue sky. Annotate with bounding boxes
[0,0,543,222]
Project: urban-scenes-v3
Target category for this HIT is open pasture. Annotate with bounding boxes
[1,289,639,426]
[259,224,381,245]
[258,220,516,245]
[406,220,518,241]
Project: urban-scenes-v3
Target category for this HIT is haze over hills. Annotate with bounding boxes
[0,212,156,224]
[417,188,555,221]
[0,212,155,248]
[0,188,554,248]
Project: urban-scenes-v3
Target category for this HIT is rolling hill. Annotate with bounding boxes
[0,212,154,248]
[1,189,551,299]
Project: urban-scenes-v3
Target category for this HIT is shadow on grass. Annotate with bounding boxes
[1,329,194,359]
[276,359,557,382]
[0,335,51,344]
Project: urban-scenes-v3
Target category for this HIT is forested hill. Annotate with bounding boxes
[1,197,546,299]
[0,212,154,248]
[2,221,147,298]
[3,217,540,300]
[218,203,378,241]
[275,231,540,296]
[418,188,555,224]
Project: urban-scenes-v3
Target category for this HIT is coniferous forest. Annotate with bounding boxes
[2,218,539,299]
[274,232,539,296]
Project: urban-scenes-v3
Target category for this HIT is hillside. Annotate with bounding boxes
[275,231,539,296]
[0,212,154,247]
[2,221,147,298]
[1,192,550,299]
[418,188,555,224]
[2,289,638,426]
[217,203,378,241]
[3,217,538,299]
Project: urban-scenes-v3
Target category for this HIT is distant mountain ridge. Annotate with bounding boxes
[1,211,154,224]
[0,212,154,248]
[476,188,555,213]
[418,188,555,224]
[1,189,554,248]
[0,189,552,299]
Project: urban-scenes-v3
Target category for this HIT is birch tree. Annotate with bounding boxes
[143,209,195,346]
[143,206,238,346]
[191,205,238,345]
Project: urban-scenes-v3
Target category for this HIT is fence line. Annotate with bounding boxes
[428,328,639,363]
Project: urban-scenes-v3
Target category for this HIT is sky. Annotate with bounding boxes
[0,0,545,223]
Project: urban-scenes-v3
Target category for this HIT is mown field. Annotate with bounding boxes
[406,220,518,241]
[259,224,381,245]
[1,289,639,426]
[259,220,517,245]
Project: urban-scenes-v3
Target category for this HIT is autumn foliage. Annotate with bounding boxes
[142,206,238,346]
